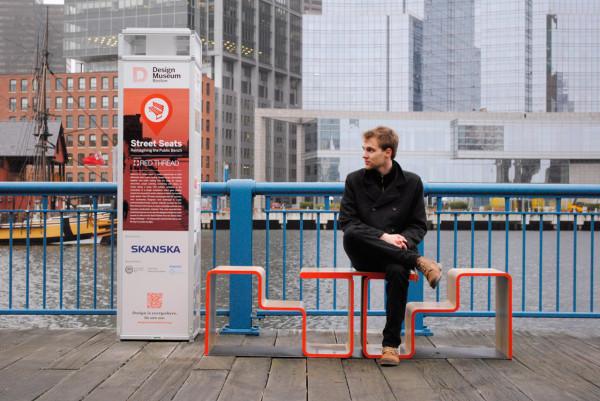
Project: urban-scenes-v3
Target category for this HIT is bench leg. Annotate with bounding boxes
[495,276,513,359]
[303,277,354,358]
[204,272,217,355]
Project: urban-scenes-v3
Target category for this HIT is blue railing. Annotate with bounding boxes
[1,181,599,331]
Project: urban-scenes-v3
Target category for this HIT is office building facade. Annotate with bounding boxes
[0,0,65,74]
[0,71,215,182]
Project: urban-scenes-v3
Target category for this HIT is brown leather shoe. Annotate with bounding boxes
[378,346,400,366]
[416,257,443,289]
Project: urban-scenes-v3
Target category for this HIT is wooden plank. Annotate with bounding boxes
[263,359,306,401]
[274,328,302,353]
[544,333,600,370]
[49,330,116,370]
[0,329,38,351]
[342,359,396,401]
[196,355,236,370]
[415,359,486,401]
[0,330,101,401]
[0,330,52,369]
[512,333,600,400]
[241,329,277,348]
[37,341,146,401]
[128,341,203,401]
[307,359,350,401]
[380,360,438,401]
[84,342,177,401]
[216,357,271,401]
[447,330,591,401]
[172,370,229,401]
[0,369,71,401]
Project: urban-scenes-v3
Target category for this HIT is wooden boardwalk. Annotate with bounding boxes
[0,328,599,401]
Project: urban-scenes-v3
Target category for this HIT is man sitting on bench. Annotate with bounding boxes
[340,126,442,366]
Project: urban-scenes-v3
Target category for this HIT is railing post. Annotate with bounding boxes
[222,179,258,335]
[407,242,432,336]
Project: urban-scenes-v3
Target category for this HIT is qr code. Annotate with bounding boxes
[147,292,163,309]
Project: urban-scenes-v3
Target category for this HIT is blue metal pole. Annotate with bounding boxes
[222,179,257,335]
[556,197,561,312]
[299,212,304,300]
[436,197,441,302]
[42,196,48,309]
[265,196,270,298]
[282,209,287,301]
[409,241,431,336]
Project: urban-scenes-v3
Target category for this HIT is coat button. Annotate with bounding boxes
[371,207,376,212]
[390,229,396,233]
[392,207,397,211]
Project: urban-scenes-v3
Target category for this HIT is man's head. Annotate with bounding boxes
[362,126,398,172]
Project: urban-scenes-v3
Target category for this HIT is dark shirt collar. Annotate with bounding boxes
[365,160,400,190]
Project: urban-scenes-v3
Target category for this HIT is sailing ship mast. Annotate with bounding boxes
[31,4,51,182]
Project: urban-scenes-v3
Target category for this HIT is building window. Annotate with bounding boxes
[101,134,109,146]
[9,98,16,111]
[9,79,16,92]
[67,78,73,90]
[112,114,118,128]
[66,134,73,146]
[21,98,28,110]
[89,134,96,146]
[100,172,108,182]
[66,172,73,182]
[55,97,63,109]
[101,96,109,108]
[55,78,62,91]
[112,133,118,146]
[65,115,73,129]
[78,134,85,146]
[89,77,97,90]
[206,82,210,95]
[77,172,84,182]
[206,101,210,113]
[113,76,118,89]
[20,79,28,92]
[457,125,504,151]
[78,96,85,108]
[66,96,73,109]
[89,115,97,128]
[101,115,108,128]
[89,96,96,108]
[89,172,96,182]
[78,115,85,128]
[77,153,84,165]
[78,77,85,90]
[113,96,118,108]
[101,77,109,90]
[8,116,16,122]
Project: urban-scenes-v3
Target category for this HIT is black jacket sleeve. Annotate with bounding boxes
[339,175,385,239]
[400,177,427,248]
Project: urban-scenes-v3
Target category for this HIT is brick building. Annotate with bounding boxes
[0,72,215,182]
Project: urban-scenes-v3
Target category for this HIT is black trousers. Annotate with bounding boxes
[343,226,421,348]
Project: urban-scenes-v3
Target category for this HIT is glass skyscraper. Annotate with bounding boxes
[303,0,423,112]
[0,0,64,74]
[63,0,302,180]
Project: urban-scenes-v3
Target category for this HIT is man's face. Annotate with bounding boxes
[362,137,391,170]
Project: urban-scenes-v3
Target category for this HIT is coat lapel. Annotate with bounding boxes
[362,171,381,203]
[372,162,407,208]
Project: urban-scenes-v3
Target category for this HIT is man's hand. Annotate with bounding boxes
[380,233,408,249]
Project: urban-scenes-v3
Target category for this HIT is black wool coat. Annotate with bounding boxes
[339,161,427,249]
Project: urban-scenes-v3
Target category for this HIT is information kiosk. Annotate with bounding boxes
[117,29,202,340]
